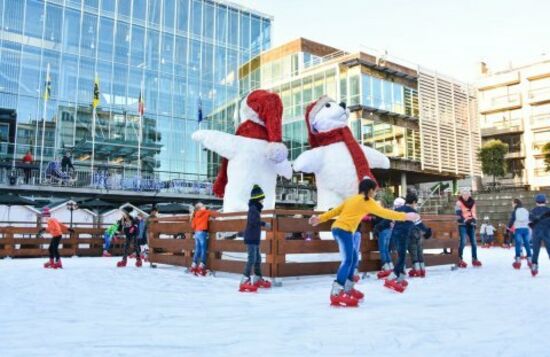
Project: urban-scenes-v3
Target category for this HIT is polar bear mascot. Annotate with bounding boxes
[192,89,292,213]
[293,96,390,211]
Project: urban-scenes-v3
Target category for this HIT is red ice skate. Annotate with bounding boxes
[102,250,112,257]
[472,260,482,267]
[197,264,209,276]
[53,259,63,269]
[239,277,258,292]
[330,291,359,307]
[116,258,127,267]
[44,259,54,269]
[512,258,521,270]
[254,278,272,289]
[135,257,142,267]
[457,260,468,268]
[531,264,538,277]
[377,269,392,279]
[384,278,407,293]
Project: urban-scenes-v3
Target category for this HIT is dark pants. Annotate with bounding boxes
[23,168,31,184]
[408,231,424,264]
[532,226,550,265]
[48,235,62,261]
[243,244,262,277]
[458,224,478,260]
[123,233,140,259]
[393,231,409,277]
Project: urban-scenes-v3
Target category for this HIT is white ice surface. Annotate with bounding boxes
[0,247,548,357]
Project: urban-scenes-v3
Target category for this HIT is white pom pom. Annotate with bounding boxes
[265,142,288,163]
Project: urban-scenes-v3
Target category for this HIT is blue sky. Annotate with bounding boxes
[232,0,550,82]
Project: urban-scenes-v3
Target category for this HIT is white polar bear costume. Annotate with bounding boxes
[293,96,390,212]
[192,90,292,213]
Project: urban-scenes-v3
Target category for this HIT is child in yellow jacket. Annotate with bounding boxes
[310,177,419,307]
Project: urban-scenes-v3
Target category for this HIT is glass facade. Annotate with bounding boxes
[0,0,271,181]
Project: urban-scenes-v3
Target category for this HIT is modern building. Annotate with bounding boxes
[212,38,481,195]
[0,0,271,202]
[477,58,550,190]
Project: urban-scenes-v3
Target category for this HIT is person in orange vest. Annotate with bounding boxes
[190,202,218,276]
[40,207,71,269]
[455,188,482,268]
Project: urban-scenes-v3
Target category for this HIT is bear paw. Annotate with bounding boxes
[265,142,288,163]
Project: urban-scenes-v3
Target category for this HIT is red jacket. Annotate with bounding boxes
[191,210,216,231]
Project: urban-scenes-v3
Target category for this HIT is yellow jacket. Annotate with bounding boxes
[319,194,407,233]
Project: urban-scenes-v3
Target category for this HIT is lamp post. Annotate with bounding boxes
[67,201,78,229]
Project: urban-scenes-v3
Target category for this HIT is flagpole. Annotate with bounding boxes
[138,80,143,176]
[39,62,50,184]
[197,96,202,181]
[90,72,97,186]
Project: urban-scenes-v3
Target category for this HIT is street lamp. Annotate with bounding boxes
[67,201,78,229]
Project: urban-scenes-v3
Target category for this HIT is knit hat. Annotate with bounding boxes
[41,207,51,218]
[250,185,265,201]
[393,197,405,209]
[535,193,547,204]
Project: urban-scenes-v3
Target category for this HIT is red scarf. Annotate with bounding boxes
[310,126,376,185]
[212,121,269,198]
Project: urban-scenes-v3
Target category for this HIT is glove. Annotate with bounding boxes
[264,222,272,230]
[68,228,75,233]
[423,228,432,239]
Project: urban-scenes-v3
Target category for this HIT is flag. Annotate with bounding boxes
[138,90,144,116]
[92,76,100,108]
[43,73,51,101]
[197,96,203,123]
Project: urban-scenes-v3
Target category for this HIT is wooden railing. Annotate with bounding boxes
[0,226,128,258]
[148,210,459,277]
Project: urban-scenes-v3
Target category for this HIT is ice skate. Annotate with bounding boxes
[102,250,112,257]
[330,282,358,307]
[512,257,521,270]
[408,262,421,278]
[384,273,407,293]
[44,259,54,269]
[116,258,127,267]
[189,262,198,275]
[531,264,538,277]
[457,260,468,268]
[527,257,533,269]
[198,263,210,277]
[53,259,63,269]
[135,257,142,267]
[344,280,364,300]
[253,276,272,289]
[419,262,426,278]
[377,263,392,279]
[472,259,482,267]
[239,276,258,292]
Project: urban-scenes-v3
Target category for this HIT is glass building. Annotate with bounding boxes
[0,0,271,184]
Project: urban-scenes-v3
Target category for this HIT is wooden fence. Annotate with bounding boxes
[148,210,460,277]
[0,226,128,258]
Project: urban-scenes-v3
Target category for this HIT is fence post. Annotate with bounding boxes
[71,229,78,256]
[6,228,14,258]
[267,212,282,286]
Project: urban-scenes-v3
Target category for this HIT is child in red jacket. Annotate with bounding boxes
[40,207,71,269]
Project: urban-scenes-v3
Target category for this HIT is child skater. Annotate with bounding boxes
[480,217,496,248]
[190,202,217,276]
[239,185,272,292]
[507,198,532,269]
[529,194,550,277]
[102,221,119,257]
[116,206,141,268]
[309,177,419,307]
[405,192,433,278]
[41,207,72,269]
[375,197,406,279]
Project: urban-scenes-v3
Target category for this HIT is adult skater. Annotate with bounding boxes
[455,188,482,268]
[116,207,141,268]
[529,194,550,277]
[239,185,272,292]
[309,177,419,307]
[507,198,532,269]
[41,207,72,269]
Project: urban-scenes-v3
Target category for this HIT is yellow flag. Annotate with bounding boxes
[93,76,100,108]
[43,74,51,101]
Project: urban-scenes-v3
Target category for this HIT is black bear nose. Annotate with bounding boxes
[339,102,346,109]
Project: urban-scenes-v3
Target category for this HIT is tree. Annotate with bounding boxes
[478,140,509,188]
[543,142,550,172]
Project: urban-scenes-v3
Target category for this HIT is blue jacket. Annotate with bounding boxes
[391,205,431,240]
[530,206,550,230]
[244,200,266,245]
[373,217,392,236]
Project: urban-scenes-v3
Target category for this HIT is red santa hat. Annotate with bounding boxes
[240,89,283,143]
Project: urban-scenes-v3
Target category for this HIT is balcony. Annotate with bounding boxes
[531,114,550,129]
[505,149,525,159]
[481,120,523,137]
[477,71,520,90]
[479,93,522,114]
[528,87,550,105]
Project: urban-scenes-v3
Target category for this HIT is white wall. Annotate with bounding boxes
[0,205,39,226]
